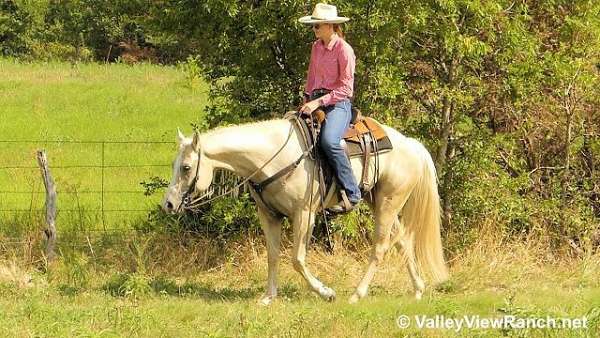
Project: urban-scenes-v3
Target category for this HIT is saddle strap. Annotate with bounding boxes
[364,120,381,196]
[247,183,284,218]
[288,113,314,158]
[250,151,309,193]
[361,133,372,190]
[339,189,352,211]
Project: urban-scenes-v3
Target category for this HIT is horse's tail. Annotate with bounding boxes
[402,140,448,284]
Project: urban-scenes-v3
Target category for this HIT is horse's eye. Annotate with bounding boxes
[182,165,192,172]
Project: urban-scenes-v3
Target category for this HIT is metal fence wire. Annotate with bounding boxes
[0,139,245,230]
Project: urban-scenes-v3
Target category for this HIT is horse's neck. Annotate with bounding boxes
[202,119,295,178]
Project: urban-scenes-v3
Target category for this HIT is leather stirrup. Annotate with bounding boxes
[340,190,352,211]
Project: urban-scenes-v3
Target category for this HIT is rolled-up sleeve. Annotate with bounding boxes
[319,43,355,106]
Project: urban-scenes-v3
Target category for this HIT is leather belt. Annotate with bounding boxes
[309,88,332,102]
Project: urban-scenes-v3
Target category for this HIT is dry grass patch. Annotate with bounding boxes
[0,260,33,288]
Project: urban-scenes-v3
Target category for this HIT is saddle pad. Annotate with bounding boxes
[343,117,388,142]
[345,136,393,158]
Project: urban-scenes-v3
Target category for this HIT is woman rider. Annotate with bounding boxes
[298,3,361,213]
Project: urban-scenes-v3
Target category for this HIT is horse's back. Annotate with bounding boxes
[380,124,430,158]
[376,124,435,183]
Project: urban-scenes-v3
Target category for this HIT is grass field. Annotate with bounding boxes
[0,59,209,229]
[1,235,599,337]
[1,60,599,337]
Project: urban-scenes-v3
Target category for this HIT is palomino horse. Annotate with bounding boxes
[162,117,448,305]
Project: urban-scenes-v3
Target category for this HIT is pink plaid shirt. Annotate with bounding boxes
[304,34,355,106]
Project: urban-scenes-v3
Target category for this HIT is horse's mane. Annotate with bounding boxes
[204,118,288,136]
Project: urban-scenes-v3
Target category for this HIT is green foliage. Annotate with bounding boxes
[137,194,260,241]
[178,55,205,89]
[1,0,152,60]
[140,176,169,197]
[329,203,374,247]
[40,0,150,60]
[29,40,93,61]
[104,272,151,298]
[588,307,600,333]
[196,194,261,237]
[149,0,312,123]
[0,0,34,56]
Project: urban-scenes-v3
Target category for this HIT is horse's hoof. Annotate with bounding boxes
[258,295,275,306]
[320,286,336,302]
[348,293,360,304]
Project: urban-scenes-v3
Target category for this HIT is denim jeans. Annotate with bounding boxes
[320,99,362,202]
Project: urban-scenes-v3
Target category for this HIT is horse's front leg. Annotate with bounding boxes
[256,205,283,306]
[291,209,336,301]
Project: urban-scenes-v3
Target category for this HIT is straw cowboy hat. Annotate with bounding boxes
[298,3,350,24]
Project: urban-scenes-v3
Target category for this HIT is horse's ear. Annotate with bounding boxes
[192,130,201,152]
[177,128,185,144]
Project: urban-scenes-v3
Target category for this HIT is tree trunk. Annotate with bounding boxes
[435,59,456,231]
[434,59,456,175]
[435,96,453,175]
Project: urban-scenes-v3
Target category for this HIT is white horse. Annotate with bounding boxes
[162,117,448,305]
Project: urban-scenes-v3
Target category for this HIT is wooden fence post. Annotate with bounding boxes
[36,150,57,261]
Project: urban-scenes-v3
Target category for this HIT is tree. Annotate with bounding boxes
[0,0,33,56]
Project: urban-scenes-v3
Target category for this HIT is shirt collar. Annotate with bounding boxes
[319,34,340,51]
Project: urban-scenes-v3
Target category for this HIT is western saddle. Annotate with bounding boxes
[288,106,393,209]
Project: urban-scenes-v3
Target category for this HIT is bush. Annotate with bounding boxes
[29,41,92,62]
[104,272,151,298]
[137,194,260,241]
[0,0,33,56]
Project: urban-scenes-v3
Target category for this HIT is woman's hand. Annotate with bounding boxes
[299,99,320,115]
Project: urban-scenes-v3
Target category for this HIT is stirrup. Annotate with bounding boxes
[327,190,357,214]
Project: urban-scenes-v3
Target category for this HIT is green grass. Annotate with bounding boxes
[0,237,599,337]
[0,59,209,229]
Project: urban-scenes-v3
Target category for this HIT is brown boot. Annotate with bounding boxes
[327,190,359,214]
[327,199,358,214]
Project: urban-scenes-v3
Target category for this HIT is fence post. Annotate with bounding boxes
[36,150,57,261]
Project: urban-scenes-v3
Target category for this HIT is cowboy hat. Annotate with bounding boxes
[298,3,350,24]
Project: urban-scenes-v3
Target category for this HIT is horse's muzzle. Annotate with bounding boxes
[162,200,178,214]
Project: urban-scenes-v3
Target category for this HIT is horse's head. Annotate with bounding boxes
[162,129,214,214]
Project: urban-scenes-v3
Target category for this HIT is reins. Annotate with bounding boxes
[181,119,315,213]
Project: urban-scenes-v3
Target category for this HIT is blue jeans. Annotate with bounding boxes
[320,99,361,203]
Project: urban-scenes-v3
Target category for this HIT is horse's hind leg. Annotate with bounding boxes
[349,193,408,303]
[391,217,425,300]
[291,209,336,301]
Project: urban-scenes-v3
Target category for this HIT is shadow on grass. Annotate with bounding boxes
[153,278,262,301]
[103,274,302,302]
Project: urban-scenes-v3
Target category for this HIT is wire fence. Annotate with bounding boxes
[0,139,245,242]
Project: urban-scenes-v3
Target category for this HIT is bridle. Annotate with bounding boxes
[176,149,203,213]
